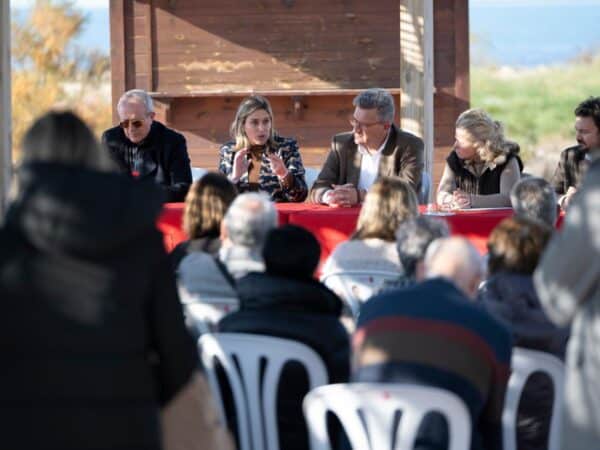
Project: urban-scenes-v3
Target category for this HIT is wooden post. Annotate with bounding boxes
[400,0,434,199]
[0,0,11,216]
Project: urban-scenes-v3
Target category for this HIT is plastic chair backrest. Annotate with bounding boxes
[191,167,207,181]
[304,167,320,189]
[320,270,399,318]
[502,347,565,450]
[199,333,329,450]
[184,301,237,334]
[420,171,432,204]
[303,383,471,450]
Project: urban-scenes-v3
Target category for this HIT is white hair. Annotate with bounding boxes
[117,89,155,114]
[223,192,277,248]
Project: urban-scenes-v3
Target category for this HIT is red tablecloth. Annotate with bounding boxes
[158,203,536,267]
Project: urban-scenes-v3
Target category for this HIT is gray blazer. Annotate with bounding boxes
[309,124,424,203]
[534,157,600,450]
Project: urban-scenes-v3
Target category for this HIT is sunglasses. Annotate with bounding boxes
[119,118,146,129]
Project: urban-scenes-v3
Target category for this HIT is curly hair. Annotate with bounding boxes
[455,108,519,164]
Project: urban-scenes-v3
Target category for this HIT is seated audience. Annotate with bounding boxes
[479,216,569,450]
[219,95,308,202]
[510,176,558,227]
[437,108,522,209]
[0,111,231,450]
[381,215,450,291]
[177,192,277,330]
[321,177,418,276]
[219,225,350,450]
[102,89,193,202]
[169,172,237,270]
[310,88,424,206]
[354,237,511,450]
[551,96,600,210]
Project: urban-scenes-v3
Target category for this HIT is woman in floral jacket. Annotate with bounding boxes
[219,95,308,202]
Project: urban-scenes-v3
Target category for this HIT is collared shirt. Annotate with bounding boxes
[357,132,390,191]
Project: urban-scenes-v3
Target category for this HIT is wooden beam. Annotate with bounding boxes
[109,0,127,122]
[400,0,434,198]
[454,0,469,113]
[0,0,11,215]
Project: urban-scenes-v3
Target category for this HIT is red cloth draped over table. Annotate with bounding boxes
[158,204,557,270]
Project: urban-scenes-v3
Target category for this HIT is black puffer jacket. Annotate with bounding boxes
[0,162,197,450]
[478,272,570,450]
[219,272,350,450]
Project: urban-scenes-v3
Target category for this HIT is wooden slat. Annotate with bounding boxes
[109,0,127,119]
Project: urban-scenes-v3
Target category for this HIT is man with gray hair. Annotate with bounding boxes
[309,87,424,206]
[102,89,192,202]
[177,193,277,331]
[510,176,558,227]
[354,236,511,450]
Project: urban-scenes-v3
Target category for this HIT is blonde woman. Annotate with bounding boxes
[321,177,419,275]
[169,172,237,270]
[218,95,308,202]
[437,108,522,209]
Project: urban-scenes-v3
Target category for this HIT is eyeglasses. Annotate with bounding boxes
[349,117,382,130]
[119,118,146,129]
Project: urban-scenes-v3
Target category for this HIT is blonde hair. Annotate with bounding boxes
[229,95,277,151]
[353,177,419,241]
[455,108,519,163]
[183,172,237,239]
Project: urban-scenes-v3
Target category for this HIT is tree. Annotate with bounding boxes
[11,0,111,159]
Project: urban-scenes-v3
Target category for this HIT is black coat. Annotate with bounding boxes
[102,120,192,202]
[479,272,570,450]
[0,162,198,450]
[219,272,350,450]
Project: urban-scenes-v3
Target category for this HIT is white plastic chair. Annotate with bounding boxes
[304,167,320,189]
[191,166,207,181]
[184,301,237,334]
[199,333,329,450]
[503,347,565,450]
[303,383,472,450]
[320,270,399,318]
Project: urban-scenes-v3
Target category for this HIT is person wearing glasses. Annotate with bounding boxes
[218,95,308,202]
[102,89,192,202]
[309,88,424,206]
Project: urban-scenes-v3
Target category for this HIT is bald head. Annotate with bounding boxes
[423,237,484,299]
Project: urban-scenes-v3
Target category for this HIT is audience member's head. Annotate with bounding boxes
[487,216,552,276]
[20,110,115,172]
[424,237,484,299]
[574,96,600,153]
[353,177,419,241]
[230,95,277,151]
[183,172,237,239]
[395,215,450,280]
[116,89,156,144]
[222,192,277,249]
[263,225,320,280]
[510,176,557,227]
[454,108,519,164]
[352,88,395,124]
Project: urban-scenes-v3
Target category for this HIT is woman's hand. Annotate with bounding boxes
[231,148,250,181]
[452,189,471,209]
[266,151,288,178]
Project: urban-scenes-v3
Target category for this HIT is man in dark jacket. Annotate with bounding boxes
[219,225,350,450]
[102,89,192,202]
[551,96,600,210]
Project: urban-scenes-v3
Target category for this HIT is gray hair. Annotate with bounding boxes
[396,216,450,279]
[352,88,395,123]
[223,192,278,248]
[117,89,154,114]
[510,177,557,227]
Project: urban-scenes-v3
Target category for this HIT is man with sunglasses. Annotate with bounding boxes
[102,89,192,202]
[309,88,424,206]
